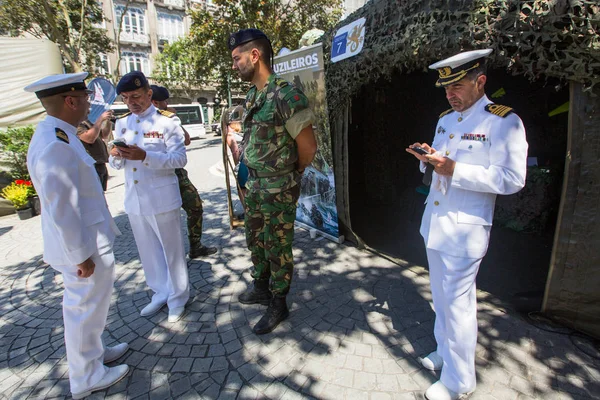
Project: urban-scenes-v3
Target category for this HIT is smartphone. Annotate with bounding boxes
[112,140,129,148]
[411,146,429,156]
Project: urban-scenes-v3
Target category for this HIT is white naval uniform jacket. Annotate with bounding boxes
[420,95,528,259]
[109,104,187,216]
[27,116,120,266]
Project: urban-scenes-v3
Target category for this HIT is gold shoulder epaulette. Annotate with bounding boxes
[157,109,175,118]
[485,104,514,118]
[116,112,131,119]
[55,127,69,143]
[439,108,454,118]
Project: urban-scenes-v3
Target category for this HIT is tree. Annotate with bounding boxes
[153,37,206,100]
[153,0,343,97]
[0,0,113,73]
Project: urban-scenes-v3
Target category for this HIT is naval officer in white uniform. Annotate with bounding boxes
[108,71,189,322]
[25,73,129,399]
[406,50,528,400]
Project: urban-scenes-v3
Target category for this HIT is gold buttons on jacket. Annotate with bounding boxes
[458,117,463,122]
[136,119,140,123]
[145,162,149,166]
[434,201,440,206]
[445,150,450,156]
[134,131,138,135]
[449,134,455,139]
[134,180,138,184]
[133,168,137,172]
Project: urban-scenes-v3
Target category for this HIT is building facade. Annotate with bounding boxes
[99,0,222,123]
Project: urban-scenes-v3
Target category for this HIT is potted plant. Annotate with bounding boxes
[19,179,41,215]
[1,181,34,220]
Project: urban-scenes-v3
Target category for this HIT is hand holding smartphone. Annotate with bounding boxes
[411,146,430,156]
[112,140,129,148]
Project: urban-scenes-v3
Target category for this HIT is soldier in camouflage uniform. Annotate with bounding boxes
[151,85,217,259]
[228,29,317,334]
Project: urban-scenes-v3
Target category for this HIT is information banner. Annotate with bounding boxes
[274,44,340,239]
[87,78,117,123]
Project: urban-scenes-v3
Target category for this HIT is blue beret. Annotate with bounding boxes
[151,85,170,101]
[116,71,148,95]
[228,28,269,51]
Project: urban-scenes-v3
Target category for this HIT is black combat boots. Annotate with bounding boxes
[253,296,289,335]
[238,279,272,306]
[188,244,217,259]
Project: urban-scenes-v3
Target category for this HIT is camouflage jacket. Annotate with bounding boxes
[242,73,314,193]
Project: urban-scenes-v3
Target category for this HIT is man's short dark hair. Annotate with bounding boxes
[238,38,273,67]
[466,60,487,81]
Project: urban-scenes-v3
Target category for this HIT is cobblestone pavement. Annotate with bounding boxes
[0,136,599,400]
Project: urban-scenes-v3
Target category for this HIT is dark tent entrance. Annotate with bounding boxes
[347,69,569,306]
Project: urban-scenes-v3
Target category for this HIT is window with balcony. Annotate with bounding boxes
[115,6,149,44]
[157,13,185,44]
[120,52,151,76]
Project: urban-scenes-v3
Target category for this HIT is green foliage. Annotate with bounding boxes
[324,0,600,117]
[153,37,205,100]
[1,182,31,210]
[0,126,35,180]
[153,0,343,96]
[0,0,113,72]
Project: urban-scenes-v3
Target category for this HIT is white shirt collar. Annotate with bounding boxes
[136,104,156,118]
[44,115,77,135]
[460,94,491,118]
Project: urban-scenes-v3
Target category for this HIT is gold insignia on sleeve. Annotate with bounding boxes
[439,108,454,118]
[485,104,514,118]
[55,128,69,143]
[157,109,175,118]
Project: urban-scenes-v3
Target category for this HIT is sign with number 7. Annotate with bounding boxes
[331,17,366,63]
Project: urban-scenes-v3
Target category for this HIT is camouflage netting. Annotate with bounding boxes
[322,0,600,117]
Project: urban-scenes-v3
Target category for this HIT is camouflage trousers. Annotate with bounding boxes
[244,184,300,297]
[176,168,204,246]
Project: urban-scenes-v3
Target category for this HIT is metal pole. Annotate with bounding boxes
[227,72,232,106]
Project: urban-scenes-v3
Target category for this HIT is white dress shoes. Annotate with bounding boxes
[421,351,444,371]
[71,364,129,399]
[140,299,167,317]
[168,306,185,322]
[103,343,129,363]
[425,380,471,400]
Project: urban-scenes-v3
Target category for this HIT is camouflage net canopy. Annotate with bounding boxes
[323,0,600,115]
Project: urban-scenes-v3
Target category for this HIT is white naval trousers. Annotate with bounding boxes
[52,245,115,394]
[426,248,482,394]
[128,209,189,309]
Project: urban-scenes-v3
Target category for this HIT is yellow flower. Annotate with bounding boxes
[1,182,31,210]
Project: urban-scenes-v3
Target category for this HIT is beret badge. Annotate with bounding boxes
[135,78,141,87]
[229,36,236,46]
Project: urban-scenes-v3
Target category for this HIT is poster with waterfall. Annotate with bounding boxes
[274,44,340,240]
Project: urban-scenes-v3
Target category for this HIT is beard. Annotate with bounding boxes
[237,63,255,82]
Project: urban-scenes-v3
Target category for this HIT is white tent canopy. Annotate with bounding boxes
[0,37,63,129]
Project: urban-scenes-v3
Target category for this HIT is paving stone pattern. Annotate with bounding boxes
[0,137,599,399]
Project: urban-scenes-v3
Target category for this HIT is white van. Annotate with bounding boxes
[111,103,207,139]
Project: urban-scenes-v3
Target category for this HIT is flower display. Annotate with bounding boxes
[1,181,32,210]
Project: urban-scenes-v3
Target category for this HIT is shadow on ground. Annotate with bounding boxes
[0,187,598,399]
